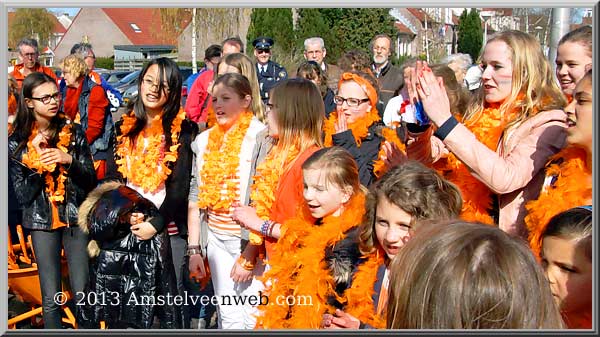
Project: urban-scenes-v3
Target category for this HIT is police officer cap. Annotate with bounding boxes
[253,36,274,50]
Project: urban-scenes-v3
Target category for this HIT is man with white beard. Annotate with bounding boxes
[370,34,404,116]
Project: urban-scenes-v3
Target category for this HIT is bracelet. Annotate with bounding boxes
[433,115,459,141]
[267,221,277,237]
[260,220,272,237]
[237,256,255,271]
[186,246,203,257]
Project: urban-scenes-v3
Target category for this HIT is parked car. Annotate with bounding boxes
[105,71,132,85]
[115,70,141,106]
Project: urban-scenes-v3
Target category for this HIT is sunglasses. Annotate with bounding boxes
[256,49,271,55]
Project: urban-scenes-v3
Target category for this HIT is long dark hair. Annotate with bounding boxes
[12,72,63,154]
[126,57,182,147]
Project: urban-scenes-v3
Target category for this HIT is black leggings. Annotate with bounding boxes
[31,226,89,329]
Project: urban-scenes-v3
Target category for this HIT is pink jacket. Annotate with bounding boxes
[409,109,567,238]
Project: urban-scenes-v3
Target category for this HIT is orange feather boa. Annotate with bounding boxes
[524,146,591,258]
[256,192,366,329]
[342,250,387,328]
[439,105,516,224]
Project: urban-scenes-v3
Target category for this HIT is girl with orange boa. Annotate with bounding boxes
[186,73,265,329]
[406,30,568,238]
[8,72,96,328]
[251,146,367,329]
[322,161,463,329]
[525,70,593,259]
[105,58,198,328]
[232,78,323,260]
[324,71,406,187]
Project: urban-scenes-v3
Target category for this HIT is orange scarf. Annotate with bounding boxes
[21,120,72,203]
[116,108,185,193]
[257,192,366,329]
[342,250,387,328]
[197,111,253,211]
[524,146,591,258]
[441,105,516,224]
[323,110,406,178]
[248,143,301,245]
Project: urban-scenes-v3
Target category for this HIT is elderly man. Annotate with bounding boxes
[253,36,287,105]
[303,37,341,93]
[11,38,57,90]
[222,36,244,56]
[370,34,403,115]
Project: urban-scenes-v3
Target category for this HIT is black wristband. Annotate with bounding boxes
[433,115,459,141]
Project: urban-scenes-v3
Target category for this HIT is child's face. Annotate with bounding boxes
[140,64,169,114]
[556,42,592,96]
[302,168,351,219]
[541,235,592,314]
[375,196,412,260]
[27,82,60,121]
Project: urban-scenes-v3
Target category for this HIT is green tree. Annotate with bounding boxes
[247,8,295,68]
[457,8,483,62]
[8,9,55,49]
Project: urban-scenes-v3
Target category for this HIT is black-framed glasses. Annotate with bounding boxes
[30,92,62,105]
[333,96,370,107]
[21,52,38,58]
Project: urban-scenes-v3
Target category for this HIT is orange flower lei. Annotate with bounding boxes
[248,143,301,245]
[323,110,406,178]
[197,111,254,211]
[441,105,517,224]
[342,250,386,328]
[256,192,366,329]
[524,146,591,258]
[21,120,72,203]
[116,108,186,193]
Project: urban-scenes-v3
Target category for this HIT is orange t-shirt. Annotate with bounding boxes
[265,145,320,257]
[12,63,58,90]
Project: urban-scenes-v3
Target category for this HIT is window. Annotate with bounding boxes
[130,23,141,33]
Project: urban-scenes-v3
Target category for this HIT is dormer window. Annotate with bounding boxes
[130,23,141,33]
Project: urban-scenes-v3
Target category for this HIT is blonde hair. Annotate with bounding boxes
[270,78,324,168]
[59,54,88,79]
[387,220,564,329]
[465,30,566,144]
[218,53,264,122]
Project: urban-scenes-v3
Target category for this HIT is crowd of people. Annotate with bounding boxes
[7,23,593,330]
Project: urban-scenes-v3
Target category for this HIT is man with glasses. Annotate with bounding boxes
[370,34,404,116]
[69,42,123,113]
[11,38,57,90]
[253,36,287,105]
[303,37,342,94]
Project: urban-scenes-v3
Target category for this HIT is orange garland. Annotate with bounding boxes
[115,108,186,193]
[440,105,517,224]
[524,146,591,258]
[342,250,387,328]
[197,111,254,211]
[256,192,366,329]
[21,120,72,203]
[323,109,406,178]
[248,143,301,245]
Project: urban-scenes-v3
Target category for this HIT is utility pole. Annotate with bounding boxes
[191,8,197,74]
[548,8,571,73]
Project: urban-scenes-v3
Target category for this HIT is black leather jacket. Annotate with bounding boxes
[8,117,97,230]
[77,182,182,329]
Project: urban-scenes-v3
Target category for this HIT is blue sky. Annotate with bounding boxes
[47,8,80,16]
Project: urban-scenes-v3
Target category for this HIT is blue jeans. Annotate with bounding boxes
[31,226,89,329]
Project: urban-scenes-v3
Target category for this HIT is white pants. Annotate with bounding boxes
[207,230,265,329]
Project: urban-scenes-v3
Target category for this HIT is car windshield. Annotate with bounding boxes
[118,70,140,85]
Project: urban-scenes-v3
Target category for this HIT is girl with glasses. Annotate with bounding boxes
[323,70,406,187]
[8,72,96,328]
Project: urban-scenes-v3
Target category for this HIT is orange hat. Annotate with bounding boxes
[338,72,378,108]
